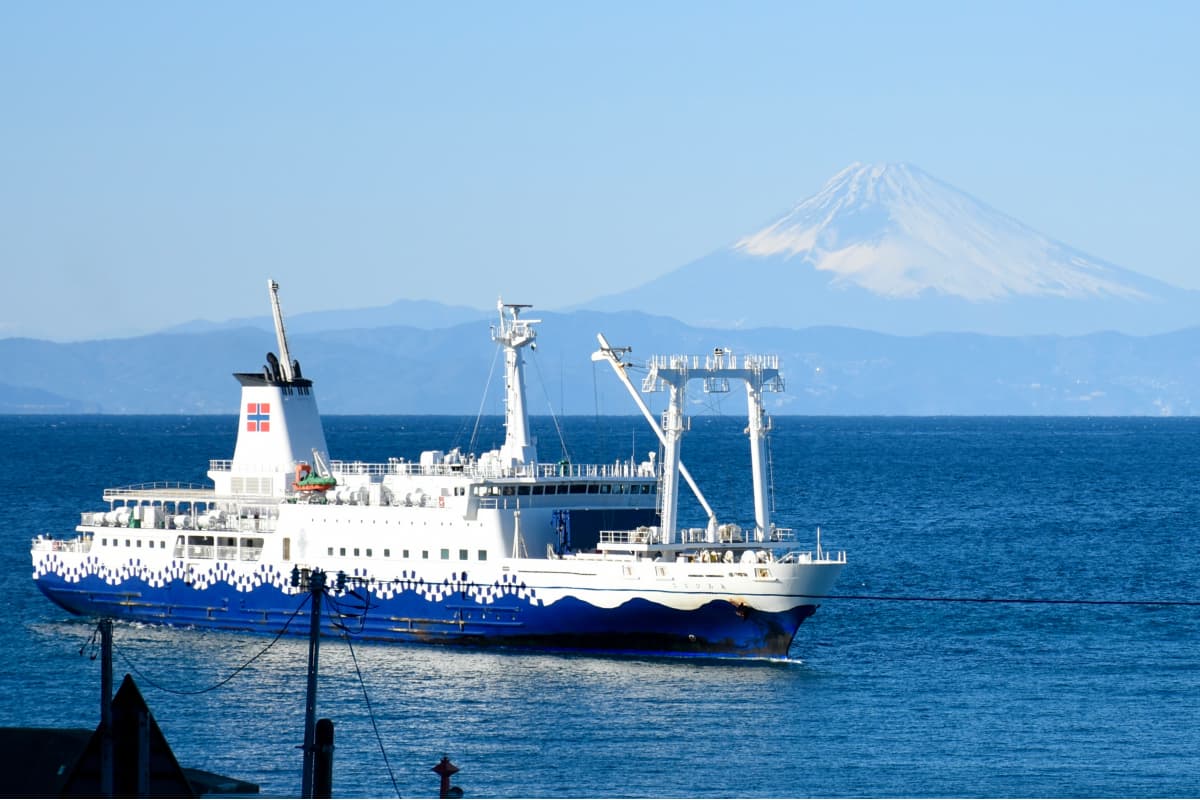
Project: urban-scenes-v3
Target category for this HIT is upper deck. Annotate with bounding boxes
[208,457,657,482]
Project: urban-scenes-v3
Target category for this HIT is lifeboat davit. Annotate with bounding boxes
[292,462,336,492]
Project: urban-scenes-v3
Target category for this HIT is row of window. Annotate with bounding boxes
[100,537,169,549]
[326,546,487,561]
[98,535,265,555]
[477,483,656,497]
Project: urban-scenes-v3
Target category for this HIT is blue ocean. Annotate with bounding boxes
[4,414,1199,798]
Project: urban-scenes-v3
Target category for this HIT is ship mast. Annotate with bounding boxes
[596,338,784,544]
[492,299,538,465]
[268,278,296,382]
[592,335,716,535]
[740,354,782,539]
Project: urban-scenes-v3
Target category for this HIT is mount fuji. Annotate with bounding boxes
[583,163,1199,335]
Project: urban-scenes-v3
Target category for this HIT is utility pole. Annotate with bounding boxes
[299,568,326,799]
[100,618,114,799]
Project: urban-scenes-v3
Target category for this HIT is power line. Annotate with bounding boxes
[107,593,312,696]
[805,593,1200,607]
[332,605,402,799]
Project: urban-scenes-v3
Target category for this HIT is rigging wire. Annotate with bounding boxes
[105,593,311,696]
[325,602,402,798]
[766,427,777,516]
[467,343,503,455]
[592,360,604,457]
[529,348,570,463]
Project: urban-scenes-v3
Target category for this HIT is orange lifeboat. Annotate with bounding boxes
[293,462,336,492]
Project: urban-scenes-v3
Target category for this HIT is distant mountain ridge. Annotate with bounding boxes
[583,162,1199,335]
[164,297,490,335]
[2,310,1199,416]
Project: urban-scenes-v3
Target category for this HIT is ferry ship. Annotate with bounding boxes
[32,281,846,658]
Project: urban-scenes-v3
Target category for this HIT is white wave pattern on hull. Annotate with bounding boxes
[32,544,843,614]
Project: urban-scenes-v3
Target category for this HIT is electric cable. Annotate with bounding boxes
[802,593,1200,606]
[328,602,402,799]
[106,592,311,696]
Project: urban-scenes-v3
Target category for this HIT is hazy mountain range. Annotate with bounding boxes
[3,310,1199,416]
[4,162,1199,416]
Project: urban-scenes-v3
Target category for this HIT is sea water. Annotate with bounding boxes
[3,415,1199,798]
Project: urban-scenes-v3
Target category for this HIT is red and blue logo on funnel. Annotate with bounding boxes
[246,403,271,432]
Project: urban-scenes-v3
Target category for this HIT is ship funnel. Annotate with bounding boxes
[208,280,330,497]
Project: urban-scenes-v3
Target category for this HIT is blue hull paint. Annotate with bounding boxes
[36,574,817,658]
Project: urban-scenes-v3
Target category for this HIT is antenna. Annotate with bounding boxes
[268,279,296,383]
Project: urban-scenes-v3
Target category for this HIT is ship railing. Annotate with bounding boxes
[776,549,848,565]
[769,527,796,542]
[212,457,654,481]
[105,482,211,496]
[80,512,276,534]
[232,517,277,534]
[208,459,293,475]
[649,353,781,371]
[32,534,93,554]
[676,526,797,544]
[338,460,654,480]
[532,461,654,479]
[599,528,656,545]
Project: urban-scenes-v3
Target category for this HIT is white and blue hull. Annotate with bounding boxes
[34,549,839,658]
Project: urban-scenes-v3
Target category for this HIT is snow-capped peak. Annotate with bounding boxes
[734,162,1146,302]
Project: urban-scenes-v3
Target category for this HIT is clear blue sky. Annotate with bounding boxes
[2,1,1197,340]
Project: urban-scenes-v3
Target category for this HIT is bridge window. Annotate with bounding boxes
[440,548,450,560]
[517,486,530,495]
[459,549,468,560]
[532,486,544,495]
[478,550,487,561]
